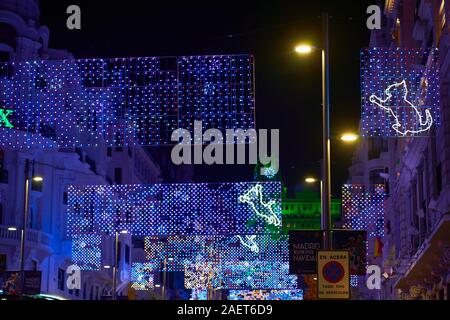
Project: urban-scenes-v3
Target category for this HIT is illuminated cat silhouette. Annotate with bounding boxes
[369,80,433,136]
[238,184,281,227]
[236,235,260,253]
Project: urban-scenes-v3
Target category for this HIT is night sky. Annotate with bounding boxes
[39,0,372,197]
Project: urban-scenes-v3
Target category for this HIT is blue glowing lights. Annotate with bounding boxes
[0,55,255,148]
[361,48,440,137]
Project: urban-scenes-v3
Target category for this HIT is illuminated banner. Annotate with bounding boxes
[0,55,255,149]
[361,48,439,137]
[144,235,289,272]
[228,290,303,301]
[184,261,297,290]
[67,182,281,237]
[71,234,102,271]
[342,185,386,239]
[130,263,154,291]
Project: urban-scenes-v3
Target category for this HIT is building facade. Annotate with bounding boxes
[282,189,341,232]
[348,0,450,300]
[0,0,165,299]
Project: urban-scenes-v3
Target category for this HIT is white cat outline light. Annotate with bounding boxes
[369,80,433,136]
[236,235,260,253]
[238,184,281,227]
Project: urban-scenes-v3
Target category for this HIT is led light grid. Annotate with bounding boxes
[67,182,281,237]
[361,48,439,137]
[228,290,303,300]
[0,55,255,148]
[184,261,297,290]
[144,235,289,272]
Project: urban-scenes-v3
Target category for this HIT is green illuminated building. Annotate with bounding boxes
[282,188,341,232]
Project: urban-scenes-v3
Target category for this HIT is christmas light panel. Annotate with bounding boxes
[342,184,386,239]
[361,48,439,137]
[144,235,289,272]
[131,263,155,291]
[67,182,281,237]
[228,290,303,300]
[190,289,208,300]
[71,234,102,271]
[0,55,255,148]
[184,261,297,290]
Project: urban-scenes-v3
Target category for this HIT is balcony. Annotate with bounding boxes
[394,215,450,291]
[0,225,53,254]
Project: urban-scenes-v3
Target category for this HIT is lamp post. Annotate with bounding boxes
[113,230,128,300]
[295,13,331,249]
[20,159,43,273]
[162,257,167,301]
[296,14,360,249]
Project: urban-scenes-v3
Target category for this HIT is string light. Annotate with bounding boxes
[361,48,439,137]
[228,290,303,300]
[342,185,386,289]
[144,234,289,272]
[67,182,282,237]
[0,55,255,148]
[131,263,155,291]
[71,234,102,271]
[342,184,386,239]
[184,261,297,290]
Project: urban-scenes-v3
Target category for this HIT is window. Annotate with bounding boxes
[32,260,38,271]
[0,254,6,271]
[125,245,130,264]
[57,268,65,291]
[118,241,122,264]
[96,286,99,300]
[83,283,86,300]
[0,203,3,225]
[85,156,97,174]
[114,168,122,185]
[436,163,442,194]
[0,149,7,184]
[107,147,112,157]
[368,138,388,160]
[32,179,43,192]
[63,192,68,205]
[89,286,93,300]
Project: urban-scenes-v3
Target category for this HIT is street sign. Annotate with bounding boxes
[289,231,322,275]
[317,251,350,300]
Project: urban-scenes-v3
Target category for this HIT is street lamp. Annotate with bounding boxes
[295,44,314,55]
[113,230,128,300]
[340,133,359,143]
[20,159,43,273]
[296,13,332,249]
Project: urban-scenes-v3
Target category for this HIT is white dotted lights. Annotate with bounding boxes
[361,48,440,137]
[0,55,255,148]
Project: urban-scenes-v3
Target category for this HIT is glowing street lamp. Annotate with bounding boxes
[32,176,44,182]
[295,44,314,55]
[305,177,319,184]
[340,133,359,143]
